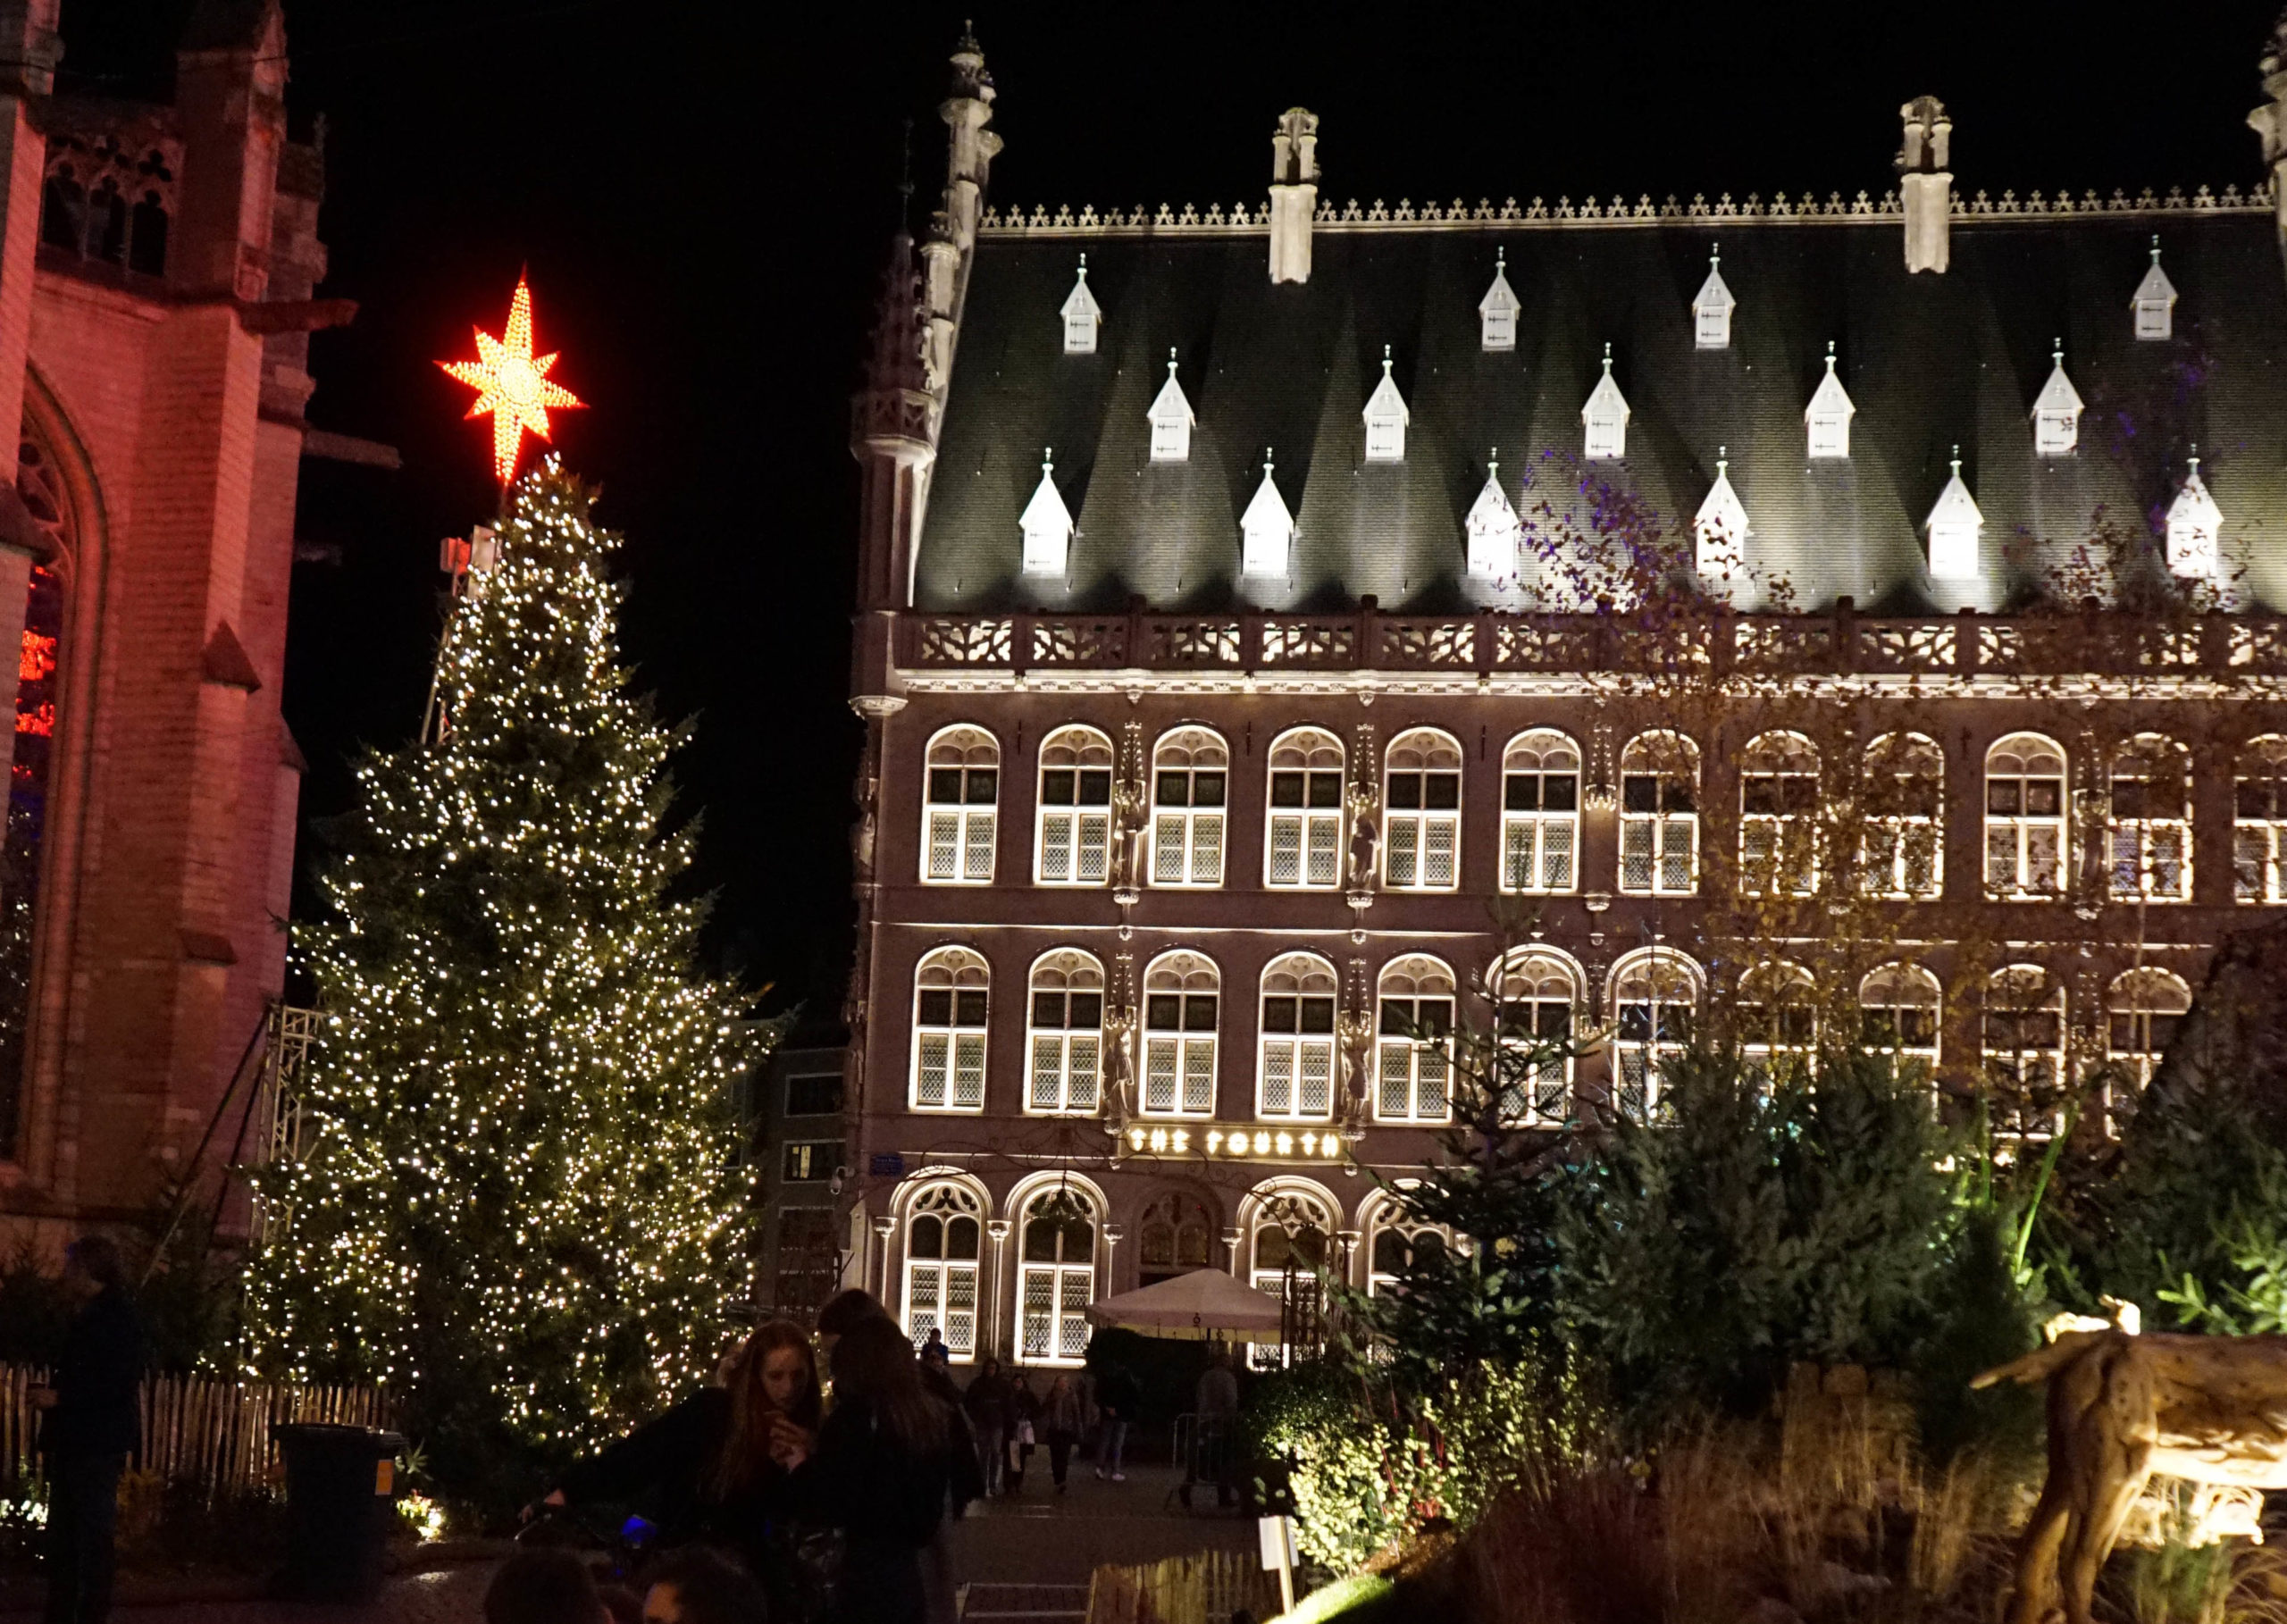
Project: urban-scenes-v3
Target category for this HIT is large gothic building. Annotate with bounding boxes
[840,27,2287,1364]
[0,0,349,1247]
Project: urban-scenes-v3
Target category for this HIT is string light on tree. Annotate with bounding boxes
[244,463,772,1460]
[439,275,583,487]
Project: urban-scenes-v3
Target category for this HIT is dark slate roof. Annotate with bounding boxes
[914,215,2287,615]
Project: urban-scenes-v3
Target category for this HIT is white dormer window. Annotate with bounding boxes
[1479,247,1520,352]
[1465,453,1522,579]
[1019,448,1075,576]
[1241,450,1294,578]
[2032,339,2083,456]
[1694,448,1749,580]
[1691,244,1735,350]
[1363,344,1409,461]
[1925,446,1982,580]
[1805,343,1855,459]
[2166,448,2223,580]
[1060,254,1102,355]
[1147,348,1194,463]
[1582,343,1629,459]
[2133,236,2177,342]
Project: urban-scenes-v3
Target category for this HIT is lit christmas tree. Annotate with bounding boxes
[245,462,765,1490]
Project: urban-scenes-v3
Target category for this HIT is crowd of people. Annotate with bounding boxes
[504,1289,1191,1624]
[28,1252,1219,1624]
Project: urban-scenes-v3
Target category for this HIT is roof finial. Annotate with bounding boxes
[1825,339,1837,370]
[1382,342,1393,373]
[1077,251,1087,277]
[2053,336,2063,366]
[2151,233,2163,264]
[1950,443,1963,476]
[1488,445,1499,478]
[1712,241,1721,267]
[1496,245,1505,268]
[1043,447,1054,475]
[1602,340,1613,371]
[1167,347,1178,375]
[1717,443,1729,474]
[2189,441,2201,476]
[1263,447,1275,477]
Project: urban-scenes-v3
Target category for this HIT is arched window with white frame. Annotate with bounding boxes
[1610,950,1701,1119]
[1739,731,1821,898]
[1621,732,1699,895]
[1860,962,1941,1079]
[1026,949,1103,1115]
[1502,729,1580,893]
[1257,953,1338,1121]
[1035,725,1114,885]
[1248,1190,1334,1296]
[1364,1194,1450,1296]
[2109,734,2191,903]
[1017,1186,1099,1365]
[901,1183,983,1359]
[1496,950,1579,1124]
[2235,736,2287,903]
[1151,726,1228,888]
[2107,967,2191,1108]
[1986,734,2066,900]
[922,725,999,885]
[1136,1193,1216,1285]
[1383,728,1462,891]
[1982,965,2066,1137]
[1265,727,1345,890]
[1738,961,1816,1083]
[1861,732,1945,900]
[1143,950,1219,1117]
[911,948,989,1111]
[1375,955,1455,1124]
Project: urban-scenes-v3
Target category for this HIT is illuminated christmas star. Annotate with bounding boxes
[439,275,583,484]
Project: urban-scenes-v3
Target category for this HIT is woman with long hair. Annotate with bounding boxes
[542,1319,822,1575]
[781,1315,977,1624]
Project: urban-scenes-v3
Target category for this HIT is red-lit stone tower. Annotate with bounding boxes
[0,0,350,1247]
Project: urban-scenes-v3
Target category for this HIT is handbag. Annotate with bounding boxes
[1016,1419,1035,1447]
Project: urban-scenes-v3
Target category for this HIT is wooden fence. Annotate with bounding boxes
[1,1364,390,1504]
[1085,1550,1280,1624]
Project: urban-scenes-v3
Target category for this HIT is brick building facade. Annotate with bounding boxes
[838,29,2287,1367]
[0,0,352,1247]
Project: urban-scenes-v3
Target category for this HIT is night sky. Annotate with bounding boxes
[53,0,2285,1038]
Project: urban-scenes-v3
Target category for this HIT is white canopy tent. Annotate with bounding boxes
[1084,1269,1286,1344]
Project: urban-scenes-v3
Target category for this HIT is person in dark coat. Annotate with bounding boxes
[544,1321,820,1586]
[33,1235,146,1624]
[779,1316,977,1624]
[959,1357,1014,1497]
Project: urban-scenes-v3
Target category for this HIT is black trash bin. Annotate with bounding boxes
[270,1422,406,1602]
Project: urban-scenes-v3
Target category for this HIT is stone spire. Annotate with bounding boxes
[2252,13,2287,280]
[1269,108,1319,284]
[1897,95,1952,274]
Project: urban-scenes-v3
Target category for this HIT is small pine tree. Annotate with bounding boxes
[245,464,764,1500]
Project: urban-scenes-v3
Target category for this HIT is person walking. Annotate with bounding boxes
[32,1235,146,1624]
[960,1356,1014,1498]
[779,1315,973,1624]
[1040,1374,1083,1494]
[1090,1352,1140,1484]
[1182,1345,1240,1510]
[1003,1375,1038,1497]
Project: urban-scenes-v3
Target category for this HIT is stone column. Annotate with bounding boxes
[985,1218,1013,1361]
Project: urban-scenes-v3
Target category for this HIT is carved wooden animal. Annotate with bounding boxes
[1973,1328,2287,1624]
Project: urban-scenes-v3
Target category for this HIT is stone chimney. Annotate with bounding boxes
[1269,107,1319,285]
[1896,95,1951,275]
[2249,13,2287,277]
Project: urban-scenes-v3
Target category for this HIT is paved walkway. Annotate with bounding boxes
[0,1466,1252,1624]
